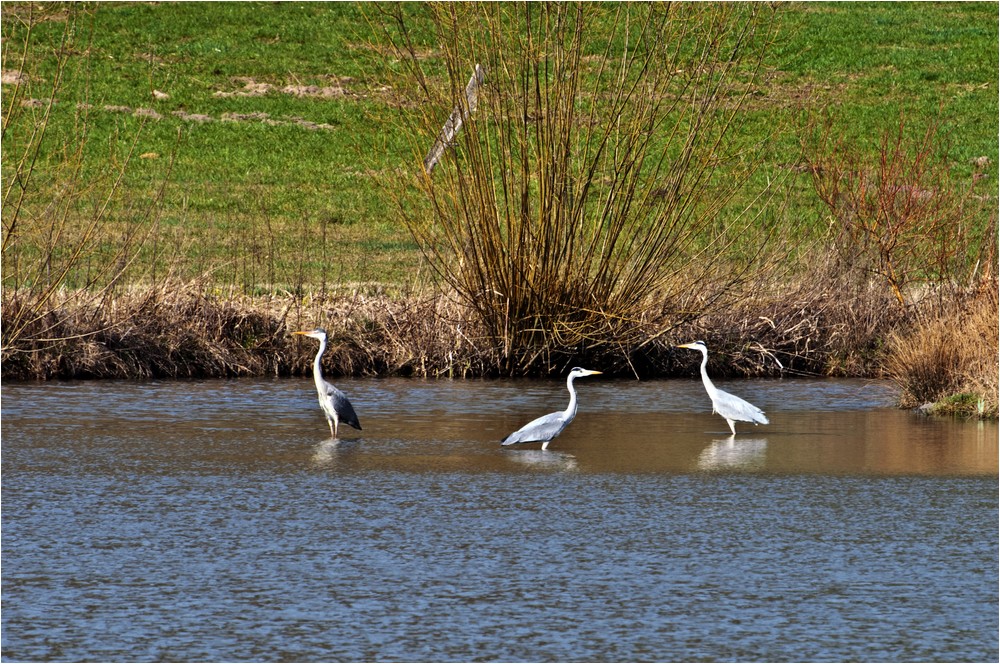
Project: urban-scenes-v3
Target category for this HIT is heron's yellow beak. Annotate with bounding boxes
[587,370,603,376]
[676,342,695,349]
[292,330,309,336]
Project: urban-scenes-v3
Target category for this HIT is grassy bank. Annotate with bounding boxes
[2,3,998,415]
[2,3,995,288]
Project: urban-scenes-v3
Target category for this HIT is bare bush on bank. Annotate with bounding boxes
[803,110,995,308]
[799,110,998,416]
[374,3,783,375]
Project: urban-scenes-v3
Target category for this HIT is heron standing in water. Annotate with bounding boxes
[501,367,602,450]
[294,328,361,438]
[677,340,768,435]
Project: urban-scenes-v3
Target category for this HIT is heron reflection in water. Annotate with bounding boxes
[677,341,768,435]
[311,437,362,467]
[698,437,768,471]
[507,449,579,471]
[294,328,362,438]
[501,367,602,450]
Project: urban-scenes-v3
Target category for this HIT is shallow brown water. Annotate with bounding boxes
[2,377,997,661]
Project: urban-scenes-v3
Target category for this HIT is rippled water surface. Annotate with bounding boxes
[3,377,997,662]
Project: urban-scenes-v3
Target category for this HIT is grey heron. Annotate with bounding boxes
[501,367,602,450]
[677,340,768,435]
[294,328,361,438]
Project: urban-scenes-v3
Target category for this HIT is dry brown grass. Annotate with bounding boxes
[0,282,489,381]
[0,261,921,383]
[290,290,495,378]
[885,285,999,417]
[630,254,906,379]
[1,284,291,380]
[3,242,995,395]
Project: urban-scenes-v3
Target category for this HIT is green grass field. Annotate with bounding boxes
[3,2,997,291]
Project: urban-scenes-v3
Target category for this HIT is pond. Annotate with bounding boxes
[2,377,997,662]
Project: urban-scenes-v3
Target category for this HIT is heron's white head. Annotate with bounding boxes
[677,340,708,352]
[293,328,328,342]
[568,367,602,378]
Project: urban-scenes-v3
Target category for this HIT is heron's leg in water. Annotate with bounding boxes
[725,419,736,435]
[541,440,551,451]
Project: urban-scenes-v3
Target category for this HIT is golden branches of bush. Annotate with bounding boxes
[374,2,781,374]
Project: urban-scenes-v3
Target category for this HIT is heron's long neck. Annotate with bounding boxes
[564,374,579,419]
[312,337,327,387]
[698,349,717,397]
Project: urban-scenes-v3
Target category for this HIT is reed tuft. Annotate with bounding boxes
[886,287,999,417]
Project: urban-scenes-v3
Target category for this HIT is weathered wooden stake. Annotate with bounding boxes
[424,64,487,174]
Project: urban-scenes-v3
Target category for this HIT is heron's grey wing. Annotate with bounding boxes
[501,411,568,445]
[323,381,362,430]
[714,389,768,425]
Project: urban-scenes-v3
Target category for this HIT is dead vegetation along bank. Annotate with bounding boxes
[886,286,999,417]
[5,277,995,414]
[0,285,482,381]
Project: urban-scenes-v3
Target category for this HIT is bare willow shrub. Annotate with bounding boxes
[2,5,174,369]
[803,112,994,308]
[374,3,780,374]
